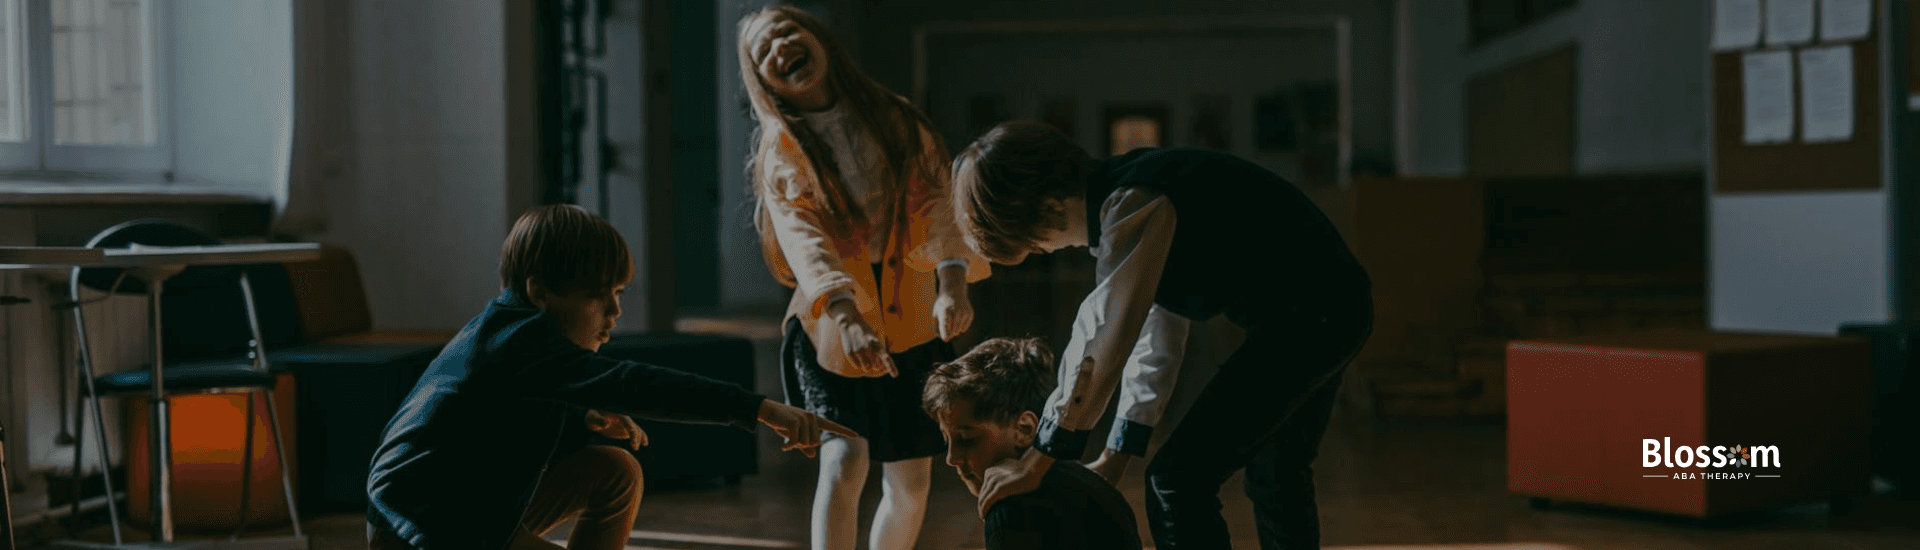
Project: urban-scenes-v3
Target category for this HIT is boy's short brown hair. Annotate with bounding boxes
[500,204,633,300]
[952,120,1093,265]
[923,337,1056,425]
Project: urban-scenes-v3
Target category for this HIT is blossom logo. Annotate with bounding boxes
[1641,437,1781,479]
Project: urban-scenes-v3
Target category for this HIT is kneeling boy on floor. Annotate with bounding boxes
[923,337,1142,550]
[366,204,855,550]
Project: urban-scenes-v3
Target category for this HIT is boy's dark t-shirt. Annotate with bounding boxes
[984,461,1143,550]
[365,289,765,550]
[1084,147,1371,329]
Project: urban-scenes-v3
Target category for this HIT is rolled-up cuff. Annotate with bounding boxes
[936,258,970,272]
[1107,419,1154,457]
[825,290,856,310]
[1035,415,1092,460]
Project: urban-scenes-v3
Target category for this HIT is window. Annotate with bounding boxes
[0,0,169,180]
[1469,0,1577,46]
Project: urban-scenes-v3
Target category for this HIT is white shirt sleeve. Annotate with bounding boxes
[1035,187,1177,460]
[1106,304,1190,456]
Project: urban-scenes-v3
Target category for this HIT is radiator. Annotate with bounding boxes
[3,269,147,480]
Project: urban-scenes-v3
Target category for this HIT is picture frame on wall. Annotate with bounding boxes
[1104,103,1168,156]
[1191,94,1231,150]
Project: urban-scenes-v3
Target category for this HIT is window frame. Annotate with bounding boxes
[0,0,172,181]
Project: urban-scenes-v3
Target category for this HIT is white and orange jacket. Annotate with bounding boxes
[755,115,990,374]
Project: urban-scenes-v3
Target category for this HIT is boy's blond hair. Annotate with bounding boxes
[951,120,1092,264]
[500,204,632,300]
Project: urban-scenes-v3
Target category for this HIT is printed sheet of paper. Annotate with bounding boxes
[1742,50,1795,144]
[1818,0,1872,42]
[1712,0,1762,50]
[1798,45,1854,143]
[1764,0,1814,46]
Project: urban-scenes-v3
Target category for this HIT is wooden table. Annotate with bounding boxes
[2,244,320,550]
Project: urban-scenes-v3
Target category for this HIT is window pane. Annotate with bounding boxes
[52,0,151,146]
[0,0,23,142]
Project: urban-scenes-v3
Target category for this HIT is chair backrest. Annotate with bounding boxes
[278,243,375,343]
[72,219,301,364]
[75,219,225,295]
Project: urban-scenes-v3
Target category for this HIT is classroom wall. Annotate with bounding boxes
[1401,0,1892,334]
[920,27,1339,185]
[716,0,786,311]
[1710,192,1890,333]
[171,0,295,195]
[855,0,1395,162]
[312,0,518,330]
[671,0,723,312]
[1400,0,1706,176]
[1898,0,1920,324]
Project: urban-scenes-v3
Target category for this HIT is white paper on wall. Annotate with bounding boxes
[1712,0,1763,51]
[1764,0,1815,46]
[1798,45,1854,143]
[1818,0,1873,42]
[1742,50,1795,144]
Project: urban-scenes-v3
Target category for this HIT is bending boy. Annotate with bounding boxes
[952,121,1374,550]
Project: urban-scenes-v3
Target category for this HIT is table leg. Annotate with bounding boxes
[147,288,171,544]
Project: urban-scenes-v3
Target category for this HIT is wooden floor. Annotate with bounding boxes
[21,317,1920,549]
[31,406,1920,550]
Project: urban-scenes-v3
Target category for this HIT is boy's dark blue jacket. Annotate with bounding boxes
[366,289,765,550]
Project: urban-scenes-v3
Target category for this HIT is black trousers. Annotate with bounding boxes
[1144,296,1372,550]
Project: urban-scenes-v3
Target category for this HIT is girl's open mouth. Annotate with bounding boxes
[783,51,811,79]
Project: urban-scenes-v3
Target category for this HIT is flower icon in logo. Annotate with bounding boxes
[1729,445,1749,467]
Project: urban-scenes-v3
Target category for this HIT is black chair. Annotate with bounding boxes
[65,220,303,545]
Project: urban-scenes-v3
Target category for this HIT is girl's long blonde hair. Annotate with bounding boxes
[736,4,948,287]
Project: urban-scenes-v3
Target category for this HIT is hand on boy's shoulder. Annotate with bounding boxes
[977,450,1052,517]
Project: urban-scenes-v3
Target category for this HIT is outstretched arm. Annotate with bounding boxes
[756,399,859,458]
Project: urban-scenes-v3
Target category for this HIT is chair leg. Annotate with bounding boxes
[68,385,85,531]
[259,391,302,538]
[68,296,123,546]
[82,396,122,546]
[232,393,257,541]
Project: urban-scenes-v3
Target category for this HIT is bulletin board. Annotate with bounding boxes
[1712,13,1880,192]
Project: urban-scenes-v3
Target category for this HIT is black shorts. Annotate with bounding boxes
[779,316,951,463]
